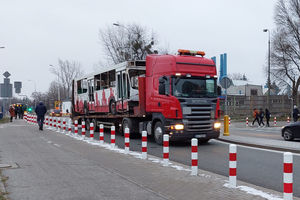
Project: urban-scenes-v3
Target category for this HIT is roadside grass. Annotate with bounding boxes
[0,118,9,124]
[0,170,8,200]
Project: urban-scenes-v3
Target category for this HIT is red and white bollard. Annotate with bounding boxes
[74,120,78,135]
[68,119,72,134]
[99,124,104,145]
[90,123,94,140]
[287,117,290,123]
[283,152,293,200]
[54,117,57,129]
[191,138,198,176]
[111,126,115,148]
[81,121,86,138]
[124,128,130,154]
[246,117,249,127]
[141,131,147,159]
[274,117,277,127]
[62,118,66,133]
[57,118,61,132]
[229,144,237,187]
[229,117,231,127]
[163,134,169,166]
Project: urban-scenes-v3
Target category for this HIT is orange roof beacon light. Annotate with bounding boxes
[178,49,205,57]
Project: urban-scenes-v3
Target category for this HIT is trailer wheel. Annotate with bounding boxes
[86,119,90,131]
[109,100,117,115]
[92,119,99,132]
[154,121,164,145]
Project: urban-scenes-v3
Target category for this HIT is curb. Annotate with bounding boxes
[217,138,300,154]
[0,169,8,200]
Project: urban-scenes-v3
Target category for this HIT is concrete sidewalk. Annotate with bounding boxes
[0,120,289,200]
[219,121,300,153]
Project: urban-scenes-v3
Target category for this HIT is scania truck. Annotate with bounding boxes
[72,49,221,144]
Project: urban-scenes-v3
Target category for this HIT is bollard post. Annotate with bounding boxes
[274,117,277,127]
[81,120,86,138]
[62,117,66,133]
[223,115,230,136]
[74,120,78,135]
[99,124,104,144]
[141,131,147,159]
[53,117,57,131]
[246,117,249,127]
[68,119,72,134]
[111,126,115,148]
[229,144,237,187]
[191,138,198,176]
[229,117,231,127]
[57,118,61,132]
[283,152,293,200]
[287,116,290,123]
[124,128,130,154]
[90,123,94,140]
[163,134,169,166]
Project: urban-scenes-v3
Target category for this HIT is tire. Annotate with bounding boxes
[85,119,90,131]
[122,118,139,138]
[109,100,117,115]
[154,121,164,145]
[92,119,99,132]
[122,118,131,136]
[283,129,294,141]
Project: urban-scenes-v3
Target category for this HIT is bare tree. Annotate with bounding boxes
[271,0,300,105]
[228,73,248,81]
[50,59,84,100]
[99,23,158,64]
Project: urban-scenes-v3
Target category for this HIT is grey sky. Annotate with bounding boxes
[0,0,276,98]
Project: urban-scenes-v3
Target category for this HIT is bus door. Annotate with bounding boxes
[117,70,130,111]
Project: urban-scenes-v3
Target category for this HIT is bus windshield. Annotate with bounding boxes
[172,76,217,98]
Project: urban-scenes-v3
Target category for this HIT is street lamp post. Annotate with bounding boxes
[263,29,271,110]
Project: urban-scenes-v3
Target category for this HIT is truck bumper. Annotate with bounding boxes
[168,130,220,141]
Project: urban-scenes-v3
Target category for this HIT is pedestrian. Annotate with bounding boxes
[252,108,260,126]
[14,104,18,119]
[35,101,47,131]
[9,105,15,122]
[265,108,270,127]
[292,105,300,122]
[259,108,265,127]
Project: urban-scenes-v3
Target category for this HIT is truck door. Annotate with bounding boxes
[117,70,130,111]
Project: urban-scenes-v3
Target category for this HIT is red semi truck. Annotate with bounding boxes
[72,49,221,144]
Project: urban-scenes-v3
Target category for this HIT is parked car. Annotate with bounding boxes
[281,122,300,141]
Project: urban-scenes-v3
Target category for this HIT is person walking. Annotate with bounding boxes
[252,108,260,126]
[293,105,300,122]
[35,101,47,130]
[259,108,265,127]
[9,105,15,122]
[265,108,270,127]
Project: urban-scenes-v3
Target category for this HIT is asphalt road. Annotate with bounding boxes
[88,126,300,197]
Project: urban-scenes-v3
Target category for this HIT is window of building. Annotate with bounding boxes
[250,89,258,96]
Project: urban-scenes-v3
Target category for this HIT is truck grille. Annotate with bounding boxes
[181,100,214,132]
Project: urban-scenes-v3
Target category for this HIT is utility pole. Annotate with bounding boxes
[263,29,271,110]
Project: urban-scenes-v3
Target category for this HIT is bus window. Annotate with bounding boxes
[94,74,101,90]
[101,72,109,89]
[109,70,116,87]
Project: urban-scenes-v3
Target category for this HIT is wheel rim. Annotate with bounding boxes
[154,126,163,141]
[284,130,292,140]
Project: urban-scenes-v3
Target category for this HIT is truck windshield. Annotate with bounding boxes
[172,77,217,98]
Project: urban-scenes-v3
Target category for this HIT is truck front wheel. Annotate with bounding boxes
[154,121,164,145]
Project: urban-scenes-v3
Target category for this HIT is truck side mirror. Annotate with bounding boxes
[217,86,221,96]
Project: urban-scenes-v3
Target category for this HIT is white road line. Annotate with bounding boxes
[213,139,300,156]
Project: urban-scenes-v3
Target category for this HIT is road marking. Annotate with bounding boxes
[53,143,61,147]
[213,139,300,156]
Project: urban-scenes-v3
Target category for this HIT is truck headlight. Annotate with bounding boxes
[214,122,221,129]
[174,124,184,130]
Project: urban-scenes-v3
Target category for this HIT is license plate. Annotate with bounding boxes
[195,134,206,138]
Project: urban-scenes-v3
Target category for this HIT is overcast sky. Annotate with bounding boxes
[0,0,276,98]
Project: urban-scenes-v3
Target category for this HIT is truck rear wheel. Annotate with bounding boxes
[122,118,139,138]
[154,121,164,145]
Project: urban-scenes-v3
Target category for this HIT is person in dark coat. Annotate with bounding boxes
[14,105,18,119]
[259,108,265,127]
[265,108,270,127]
[293,105,300,122]
[35,101,47,130]
[9,105,15,122]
